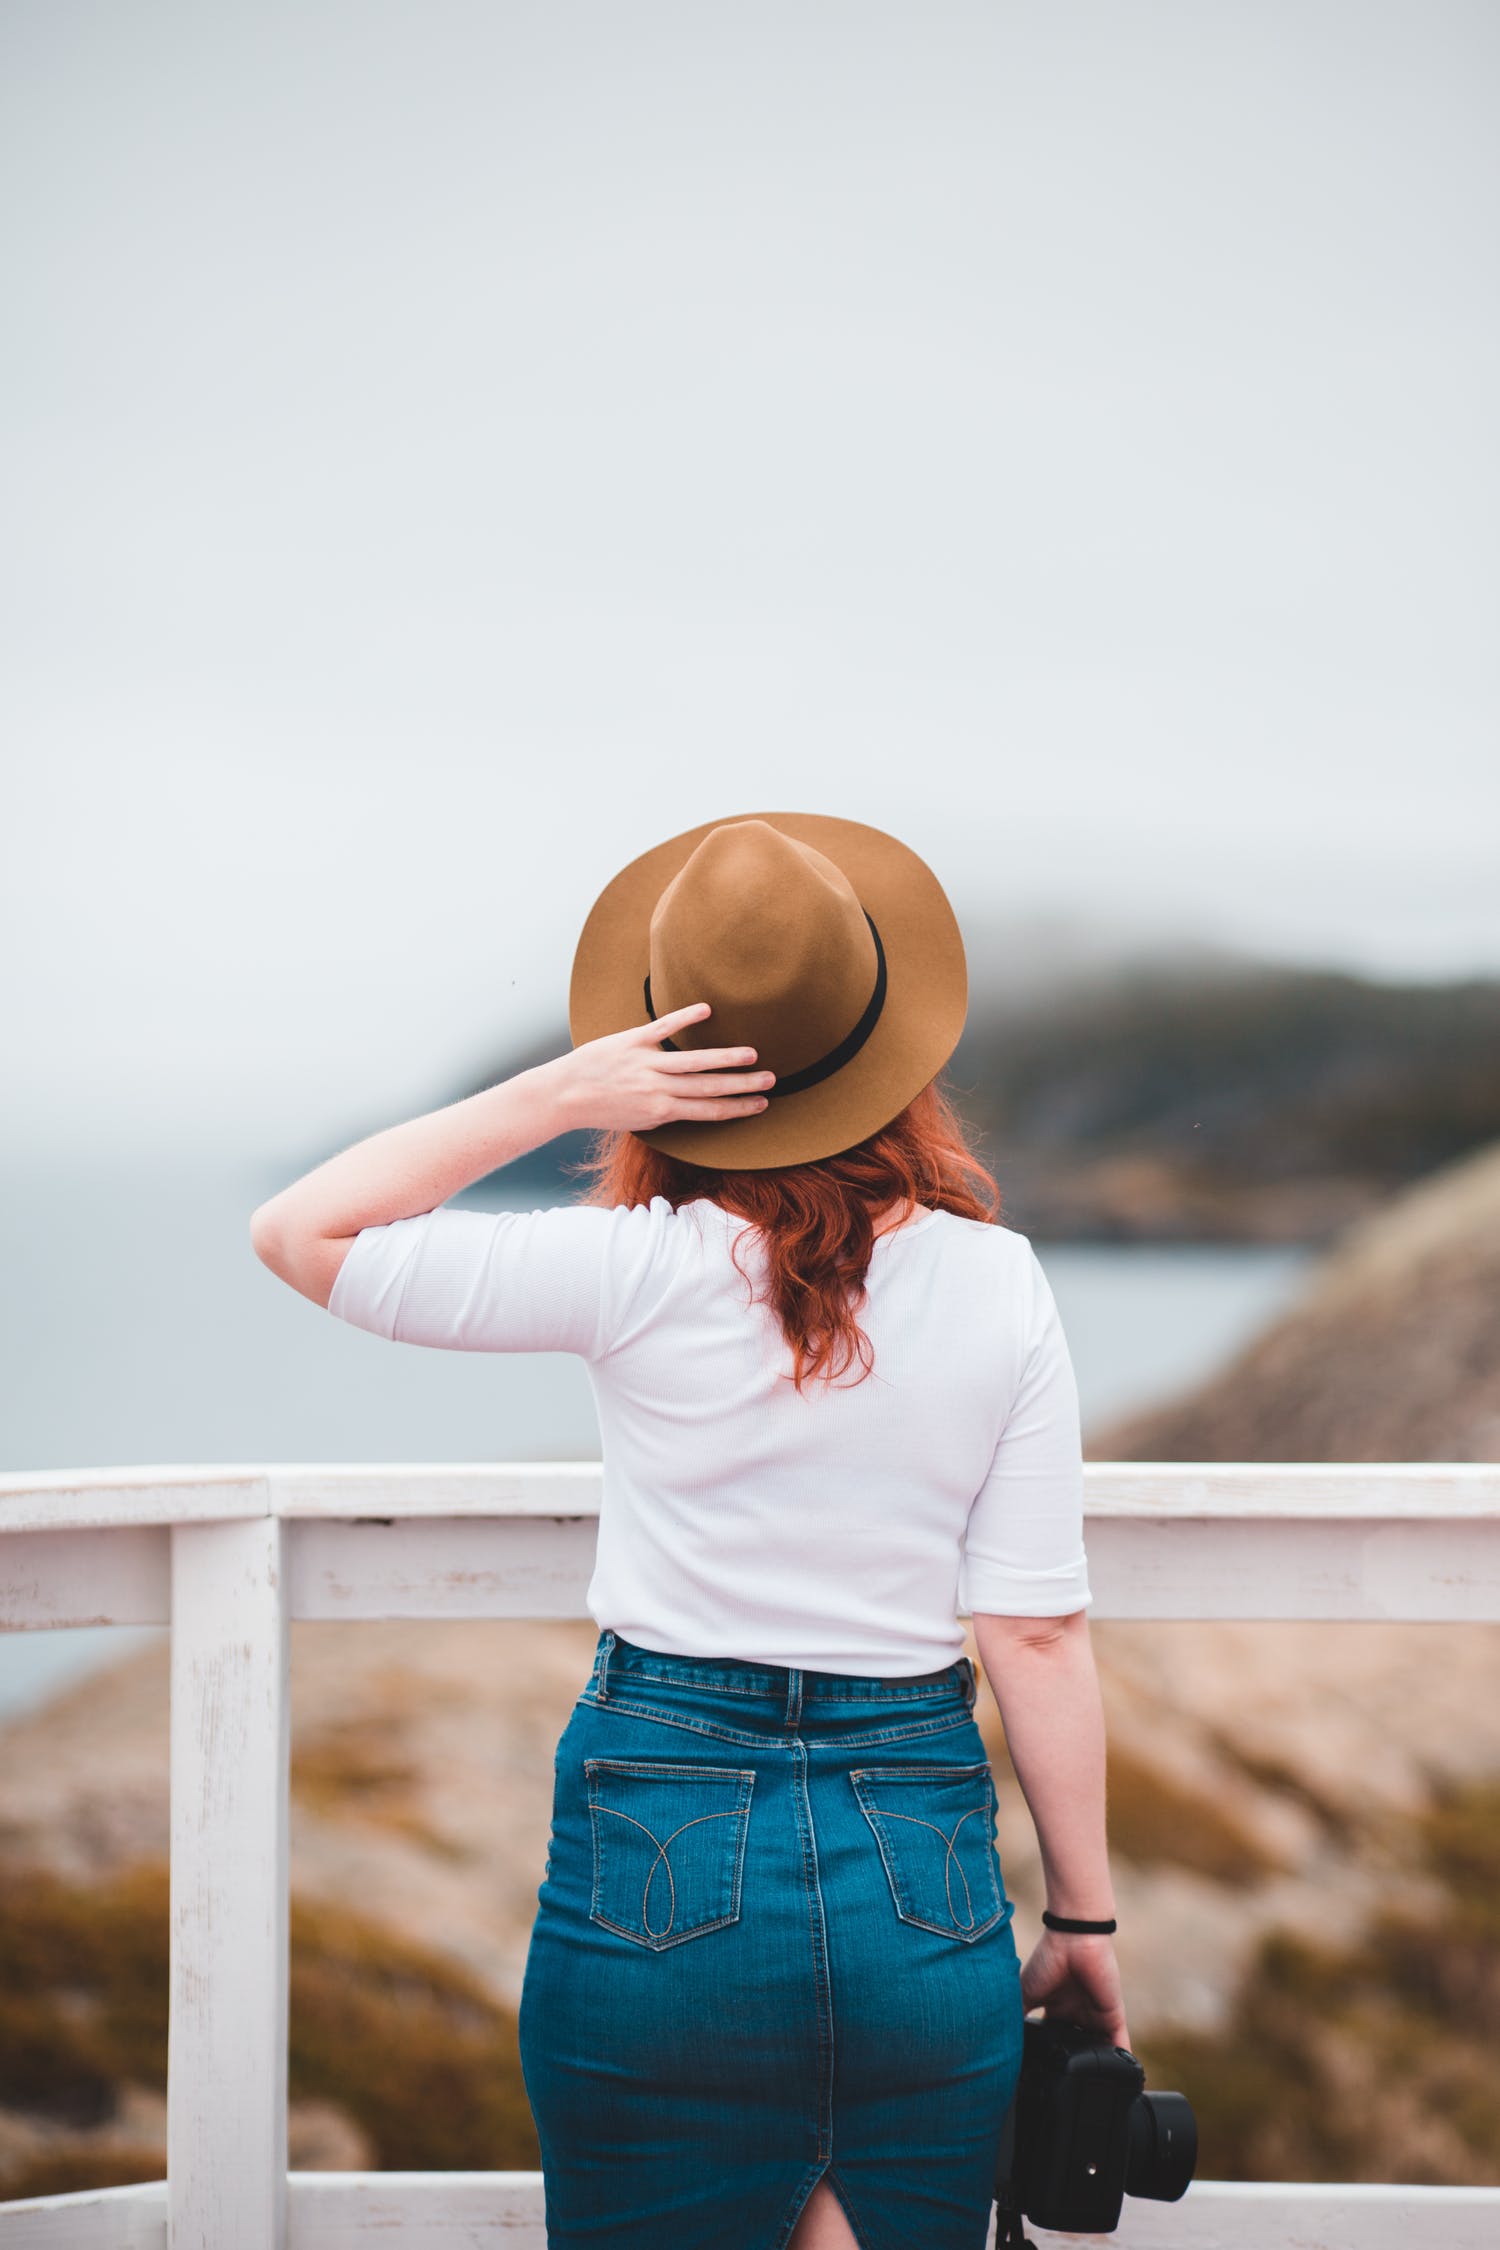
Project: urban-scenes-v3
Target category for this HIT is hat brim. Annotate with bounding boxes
[568,810,968,1170]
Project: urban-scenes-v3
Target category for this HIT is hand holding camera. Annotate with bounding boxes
[994,1914,1196,2248]
[1020,1921,1130,2052]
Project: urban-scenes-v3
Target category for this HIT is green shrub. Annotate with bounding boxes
[1102,1741,1284,1885]
[1135,1777,1500,2182]
[0,1853,540,2189]
[4,2143,167,2201]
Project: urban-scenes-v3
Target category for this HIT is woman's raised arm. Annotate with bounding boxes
[249,1001,774,1308]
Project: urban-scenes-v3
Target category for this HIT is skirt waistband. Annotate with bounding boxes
[588,1629,978,1718]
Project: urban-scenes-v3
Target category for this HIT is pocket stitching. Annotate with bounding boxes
[585,1759,756,1952]
[850,1762,1008,1944]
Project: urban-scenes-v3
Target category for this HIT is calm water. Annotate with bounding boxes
[0,1149,1313,1717]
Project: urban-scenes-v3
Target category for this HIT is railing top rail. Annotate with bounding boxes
[0,1460,1498,1536]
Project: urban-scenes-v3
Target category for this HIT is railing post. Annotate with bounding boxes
[168,1512,289,2250]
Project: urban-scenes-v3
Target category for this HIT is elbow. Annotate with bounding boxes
[249,1200,345,1309]
[973,1607,1090,1656]
[249,1199,291,1276]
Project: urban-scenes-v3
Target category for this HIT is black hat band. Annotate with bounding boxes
[643,909,889,1100]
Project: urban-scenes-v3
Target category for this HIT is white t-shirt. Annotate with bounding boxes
[328,1194,1093,1676]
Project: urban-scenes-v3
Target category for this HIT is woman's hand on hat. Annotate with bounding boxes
[553,1002,776,1133]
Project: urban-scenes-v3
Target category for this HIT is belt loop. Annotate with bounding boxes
[962,1656,978,1710]
[596,1629,617,1703]
[785,1665,803,1730]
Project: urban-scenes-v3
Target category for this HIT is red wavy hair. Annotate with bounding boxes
[574,1076,1001,1393]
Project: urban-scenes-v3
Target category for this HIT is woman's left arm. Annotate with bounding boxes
[249,1001,773,1308]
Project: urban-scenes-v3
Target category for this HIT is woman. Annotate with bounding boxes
[251,812,1128,2250]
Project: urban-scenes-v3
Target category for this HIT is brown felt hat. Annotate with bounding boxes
[568,811,968,1169]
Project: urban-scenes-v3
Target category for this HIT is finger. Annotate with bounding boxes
[667,1094,770,1121]
[636,1000,712,1040]
[671,1070,775,1099]
[656,1044,760,1073]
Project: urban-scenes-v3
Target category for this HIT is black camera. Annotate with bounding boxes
[994,2015,1196,2244]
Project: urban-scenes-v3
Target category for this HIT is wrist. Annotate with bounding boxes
[1041,1869,1116,1925]
[523,1052,584,1136]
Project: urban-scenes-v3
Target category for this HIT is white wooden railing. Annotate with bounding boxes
[2,1462,1499,2249]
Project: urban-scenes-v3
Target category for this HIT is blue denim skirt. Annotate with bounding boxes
[518,1629,1024,2249]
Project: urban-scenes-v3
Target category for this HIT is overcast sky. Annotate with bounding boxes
[4,1,1496,1160]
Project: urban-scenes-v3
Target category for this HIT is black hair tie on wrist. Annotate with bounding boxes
[1042,1910,1118,1934]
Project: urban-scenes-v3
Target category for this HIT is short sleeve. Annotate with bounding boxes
[326,1199,665,1360]
[959,1244,1093,1618]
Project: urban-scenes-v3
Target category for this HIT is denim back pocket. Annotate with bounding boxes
[585,1758,756,1951]
[850,1760,1011,1943]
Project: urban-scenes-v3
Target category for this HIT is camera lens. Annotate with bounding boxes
[1125,2090,1197,2203]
